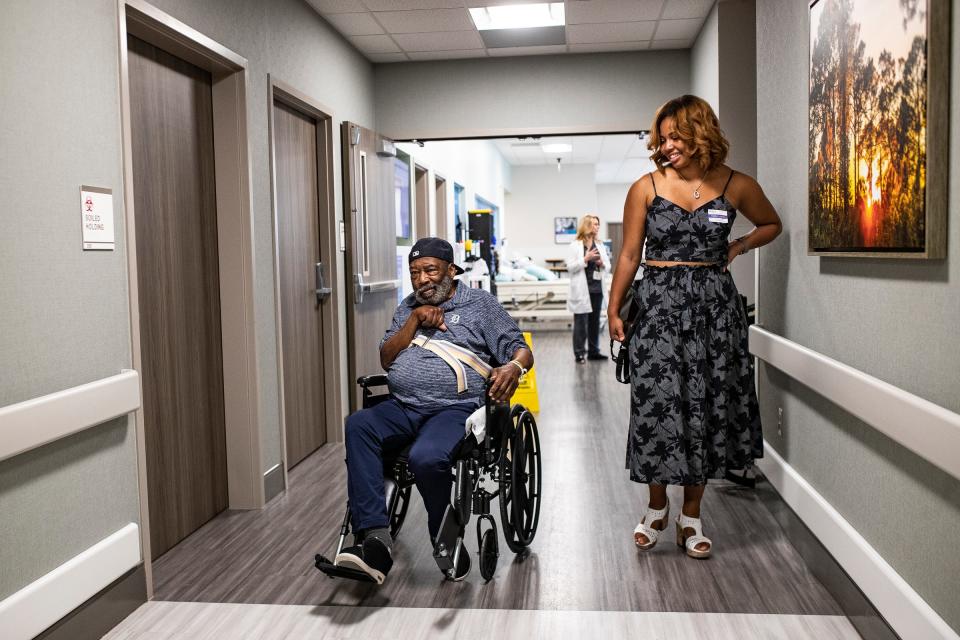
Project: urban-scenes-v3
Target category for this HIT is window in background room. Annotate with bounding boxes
[395,151,412,245]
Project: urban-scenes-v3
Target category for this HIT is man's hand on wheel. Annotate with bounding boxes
[488,364,521,403]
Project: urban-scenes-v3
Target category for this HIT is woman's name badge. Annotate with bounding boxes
[593,270,603,280]
[707,209,728,223]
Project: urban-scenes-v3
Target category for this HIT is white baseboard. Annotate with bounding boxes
[0,523,141,640]
[758,443,958,640]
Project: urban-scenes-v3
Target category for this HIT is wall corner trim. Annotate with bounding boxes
[0,523,141,640]
[758,443,959,640]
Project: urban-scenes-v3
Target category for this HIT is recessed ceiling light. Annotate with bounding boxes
[542,143,572,154]
[469,3,565,31]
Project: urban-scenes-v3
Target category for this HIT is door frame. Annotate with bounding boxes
[433,172,448,241]
[117,0,264,596]
[266,76,344,495]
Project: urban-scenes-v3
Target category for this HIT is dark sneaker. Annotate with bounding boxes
[335,538,393,585]
[575,354,586,364]
[587,353,608,361]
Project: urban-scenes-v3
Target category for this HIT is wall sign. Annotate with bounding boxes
[80,185,114,251]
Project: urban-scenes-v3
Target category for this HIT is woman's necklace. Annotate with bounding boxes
[677,168,709,199]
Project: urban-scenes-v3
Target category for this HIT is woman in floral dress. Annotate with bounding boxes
[608,95,782,558]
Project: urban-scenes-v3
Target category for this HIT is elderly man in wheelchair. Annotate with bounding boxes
[315,237,540,584]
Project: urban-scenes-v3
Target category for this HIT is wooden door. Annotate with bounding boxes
[342,122,399,410]
[273,99,328,470]
[434,176,448,241]
[128,35,228,560]
[414,164,429,240]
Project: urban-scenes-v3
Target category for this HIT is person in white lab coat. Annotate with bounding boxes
[566,214,610,363]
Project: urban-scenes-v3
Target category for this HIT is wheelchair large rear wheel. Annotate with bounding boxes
[499,405,542,553]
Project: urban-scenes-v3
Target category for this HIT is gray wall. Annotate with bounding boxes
[373,51,690,140]
[689,0,757,304]
[0,0,373,601]
[756,0,960,632]
[690,2,720,111]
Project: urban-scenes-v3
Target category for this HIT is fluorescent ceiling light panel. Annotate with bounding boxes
[542,143,572,154]
[469,3,565,31]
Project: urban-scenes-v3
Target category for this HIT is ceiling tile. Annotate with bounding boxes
[368,52,410,62]
[304,0,368,14]
[567,21,656,44]
[374,8,474,33]
[654,18,702,40]
[627,135,653,158]
[567,42,650,53]
[617,158,655,183]
[406,49,489,60]
[324,12,384,36]
[649,38,691,49]
[660,0,715,20]
[479,25,565,48]
[566,0,664,25]
[349,34,402,53]
[599,135,637,160]
[467,0,548,6]
[487,44,568,57]
[394,30,484,51]
[363,0,465,10]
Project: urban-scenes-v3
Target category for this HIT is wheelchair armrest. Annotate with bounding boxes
[357,374,389,389]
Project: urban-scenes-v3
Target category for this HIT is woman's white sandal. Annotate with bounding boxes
[633,499,670,550]
[676,513,712,559]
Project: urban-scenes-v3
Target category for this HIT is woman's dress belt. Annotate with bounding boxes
[410,334,492,393]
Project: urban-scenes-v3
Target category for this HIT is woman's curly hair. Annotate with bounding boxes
[648,95,729,173]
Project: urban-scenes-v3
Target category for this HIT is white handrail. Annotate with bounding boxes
[0,370,141,462]
[749,326,960,482]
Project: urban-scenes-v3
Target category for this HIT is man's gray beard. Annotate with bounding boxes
[414,273,454,305]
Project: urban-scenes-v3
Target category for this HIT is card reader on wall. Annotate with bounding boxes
[377,137,396,157]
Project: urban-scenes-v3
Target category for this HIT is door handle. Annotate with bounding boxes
[354,274,399,304]
[315,262,332,304]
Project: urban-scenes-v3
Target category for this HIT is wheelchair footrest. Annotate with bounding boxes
[314,554,378,583]
[433,505,465,573]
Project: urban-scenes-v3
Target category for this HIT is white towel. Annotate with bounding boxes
[465,406,486,441]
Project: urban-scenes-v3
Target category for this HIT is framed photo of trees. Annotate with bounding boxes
[808,0,949,258]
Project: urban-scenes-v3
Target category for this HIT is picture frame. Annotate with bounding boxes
[807,0,949,258]
[554,216,577,244]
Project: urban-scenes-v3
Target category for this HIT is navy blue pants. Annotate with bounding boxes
[344,398,475,540]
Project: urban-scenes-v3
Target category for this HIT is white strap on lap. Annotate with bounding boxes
[410,334,492,393]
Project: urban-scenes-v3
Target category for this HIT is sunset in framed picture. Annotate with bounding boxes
[808,0,947,258]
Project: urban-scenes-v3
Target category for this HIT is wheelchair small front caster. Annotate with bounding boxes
[479,528,499,581]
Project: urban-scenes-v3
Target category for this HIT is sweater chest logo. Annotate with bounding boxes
[449,314,461,324]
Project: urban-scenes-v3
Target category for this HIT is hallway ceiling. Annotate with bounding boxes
[306,0,714,63]
[492,133,656,184]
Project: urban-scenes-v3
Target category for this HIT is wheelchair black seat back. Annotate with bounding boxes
[314,373,542,582]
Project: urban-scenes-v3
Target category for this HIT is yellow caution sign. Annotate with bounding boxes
[510,332,539,413]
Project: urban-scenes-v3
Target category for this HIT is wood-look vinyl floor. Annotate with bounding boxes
[104,602,861,640]
[152,332,844,617]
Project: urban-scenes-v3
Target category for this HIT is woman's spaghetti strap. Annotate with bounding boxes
[649,172,658,195]
[721,169,736,195]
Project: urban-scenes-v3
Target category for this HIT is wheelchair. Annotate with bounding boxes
[314,373,542,582]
